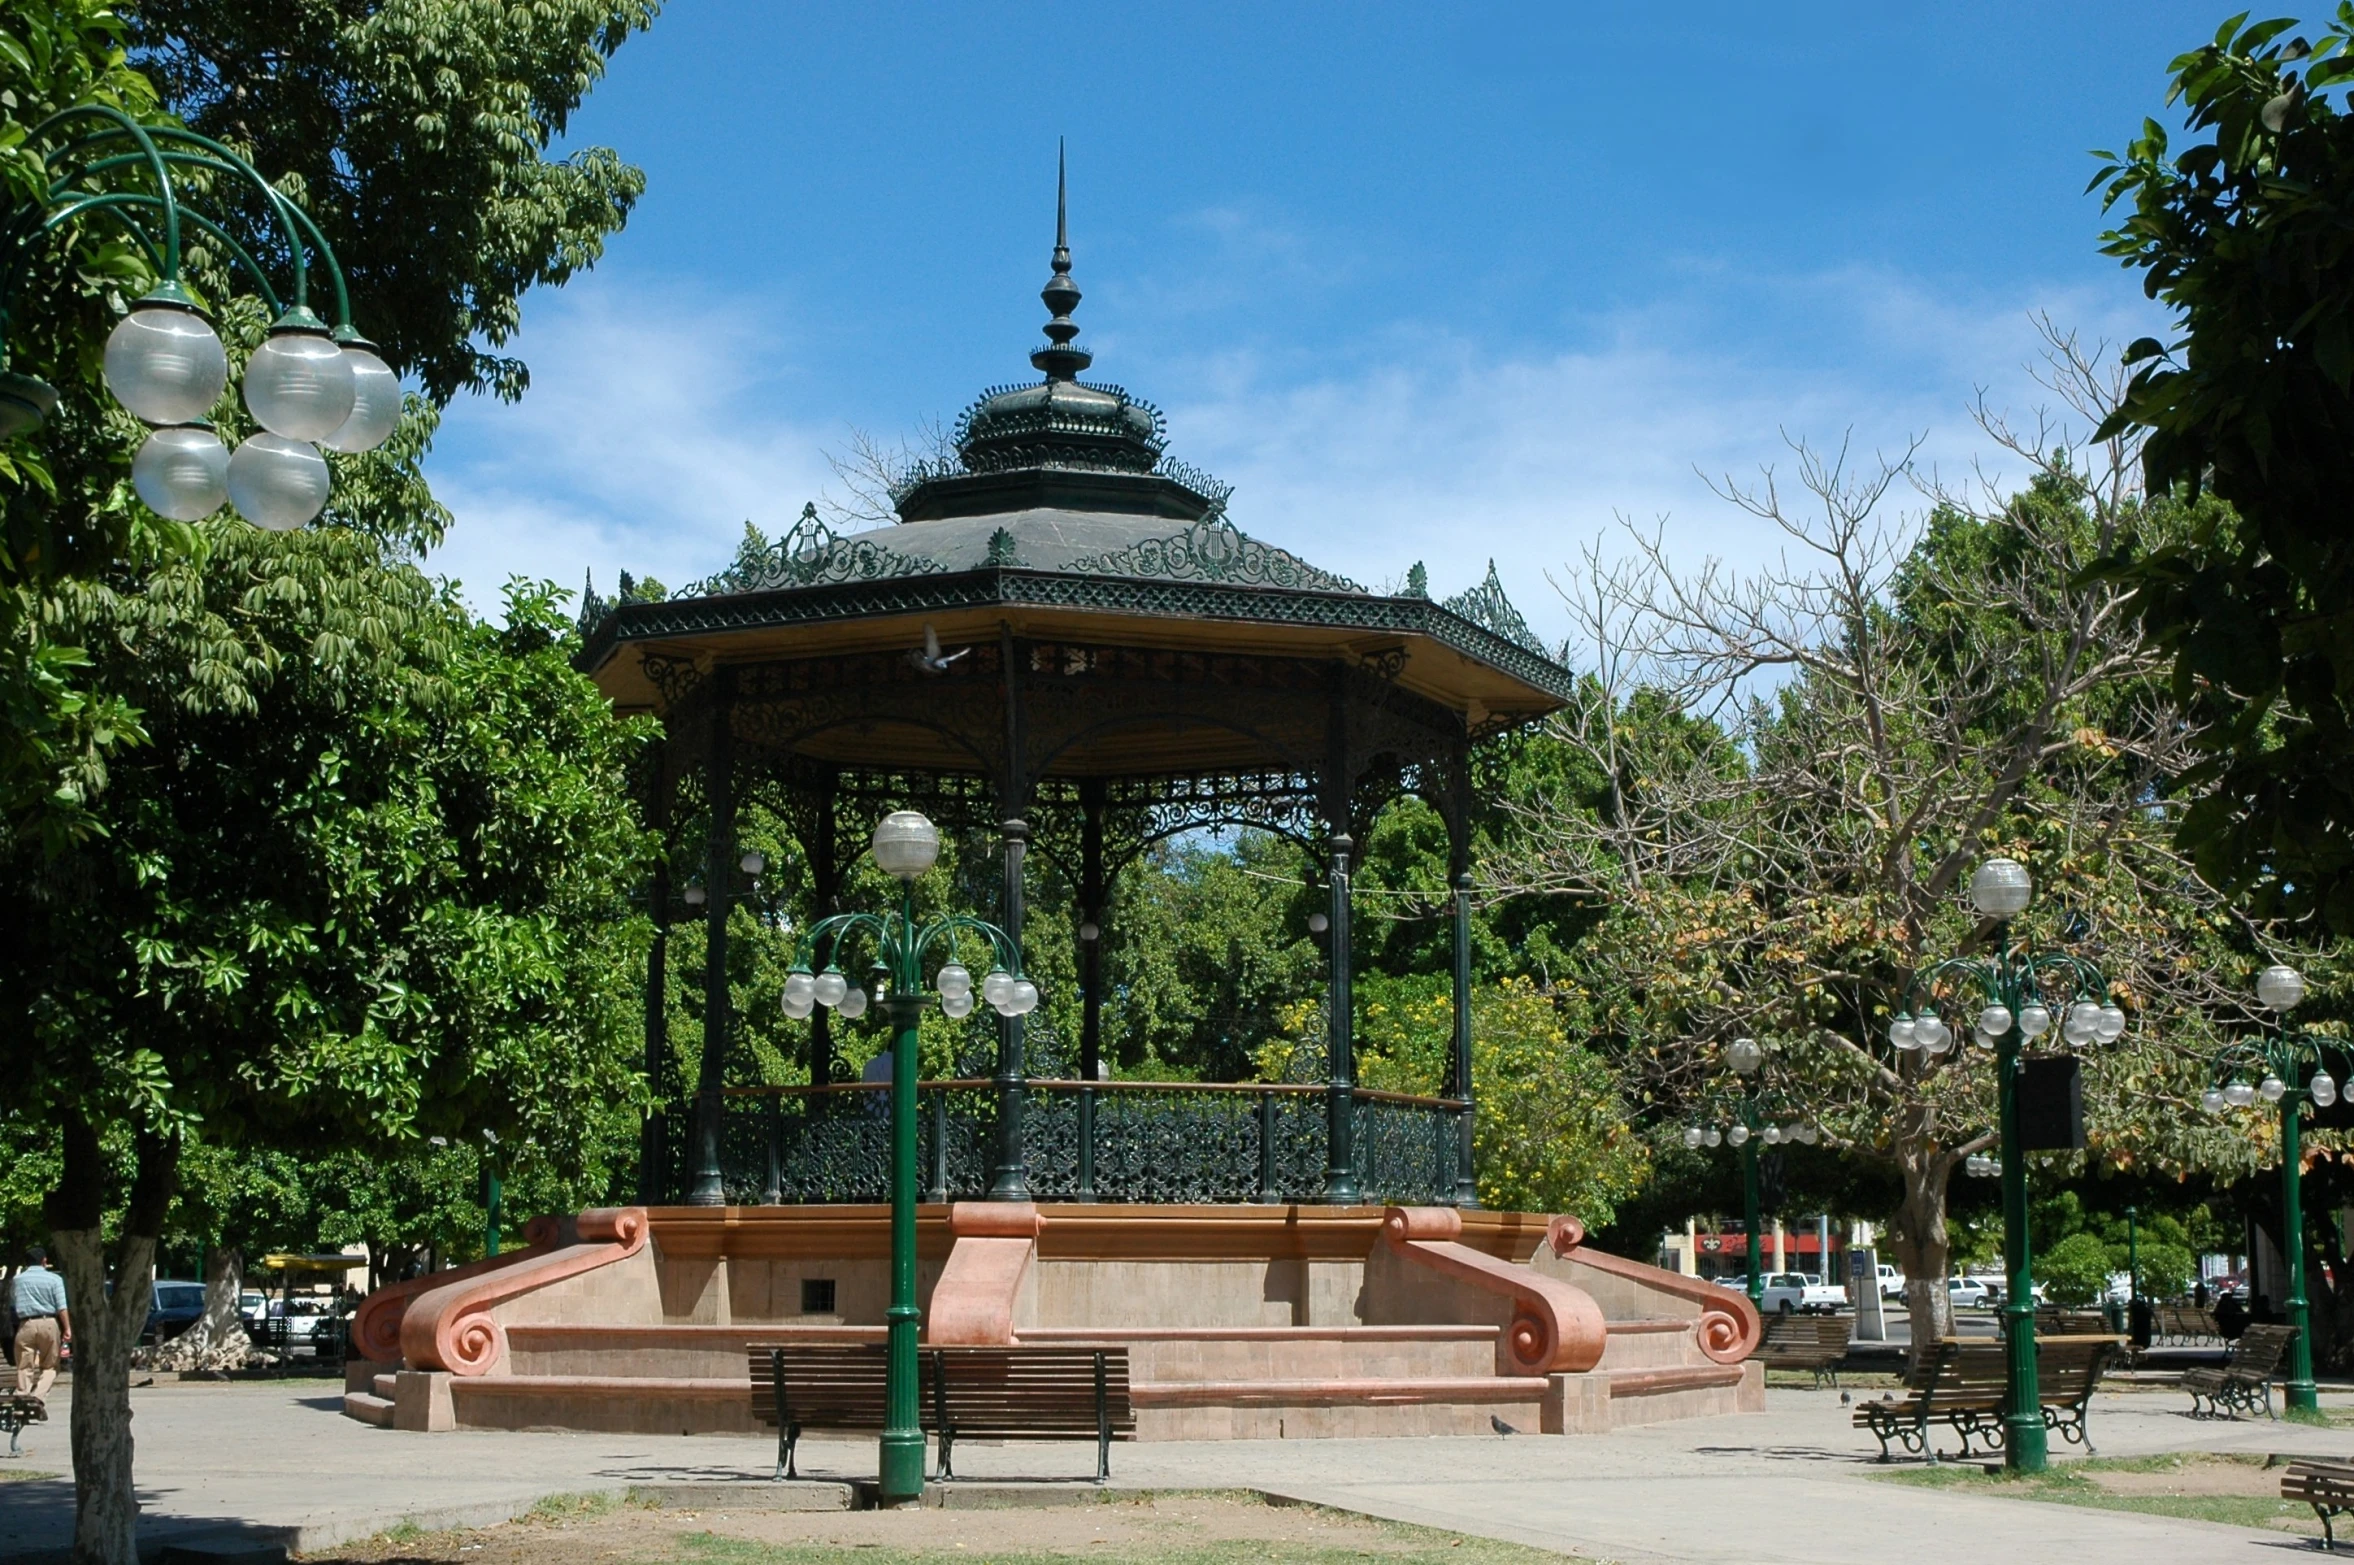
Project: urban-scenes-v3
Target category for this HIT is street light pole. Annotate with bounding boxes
[2208,964,2335,1416]
[1741,1126,1764,1308]
[1891,857,2123,1475]
[786,810,1038,1503]
[1680,1036,1816,1309]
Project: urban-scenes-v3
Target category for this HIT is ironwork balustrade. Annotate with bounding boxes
[695,1079,1466,1206]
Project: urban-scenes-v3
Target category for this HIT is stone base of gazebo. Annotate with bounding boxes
[340,1203,1762,1440]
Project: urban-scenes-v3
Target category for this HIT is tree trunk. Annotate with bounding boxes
[1883,1113,1957,1357]
[47,1116,178,1565]
[142,1246,254,1371]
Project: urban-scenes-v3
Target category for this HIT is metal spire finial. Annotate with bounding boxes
[1034,138,1091,380]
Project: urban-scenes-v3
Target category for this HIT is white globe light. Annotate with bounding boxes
[1727,1036,1764,1074]
[2063,1002,2102,1046]
[1704,1128,1722,1147]
[981,969,1015,1009]
[1761,1126,1782,1145]
[871,810,941,880]
[1972,1026,1997,1051]
[782,970,815,1006]
[740,849,766,877]
[1307,911,1329,934]
[781,991,815,1021]
[1794,1124,1820,1145]
[1968,857,2033,918]
[131,425,228,519]
[1009,978,1040,1015]
[935,963,972,1000]
[2312,1072,2338,1109]
[1078,920,1100,942]
[683,880,707,907]
[812,970,848,1008]
[105,302,227,424]
[941,989,976,1019]
[226,433,329,529]
[1916,1013,1949,1053]
[1727,1124,1750,1147]
[1889,1016,1919,1051]
[320,341,400,452]
[243,323,356,440]
[1977,1004,2013,1038]
[1682,1126,1705,1149]
[2017,1003,2053,1039]
[2257,964,2308,1012]
[2259,1074,2288,1102]
[2225,1081,2257,1108]
[837,986,868,1021]
[2095,1004,2127,1041]
[2201,1087,2228,1114]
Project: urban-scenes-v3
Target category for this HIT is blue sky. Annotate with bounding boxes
[422,2,2228,641]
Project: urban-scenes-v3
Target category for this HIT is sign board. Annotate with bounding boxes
[2018,1056,2086,1150]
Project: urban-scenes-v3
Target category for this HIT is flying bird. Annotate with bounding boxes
[909,623,971,675]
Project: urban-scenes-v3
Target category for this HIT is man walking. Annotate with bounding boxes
[11,1246,68,1402]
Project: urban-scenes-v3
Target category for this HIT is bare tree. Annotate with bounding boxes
[819,419,957,529]
[1495,323,2265,1339]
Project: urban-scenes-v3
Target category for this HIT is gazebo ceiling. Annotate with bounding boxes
[576,163,1576,775]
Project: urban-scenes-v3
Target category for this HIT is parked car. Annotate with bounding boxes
[143,1279,207,1344]
[1876,1264,1905,1300]
[257,1297,332,1356]
[1947,1276,1993,1308]
[1759,1271,1848,1315]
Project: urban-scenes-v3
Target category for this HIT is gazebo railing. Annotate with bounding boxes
[701,1080,1466,1207]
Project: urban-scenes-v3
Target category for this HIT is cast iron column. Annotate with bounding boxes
[1742,1117,1764,1307]
[689,668,736,1207]
[1447,745,1478,1207]
[988,816,1034,1200]
[1323,830,1360,1204]
[1079,780,1106,1084]
[808,774,839,1089]
[639,770,671,1206]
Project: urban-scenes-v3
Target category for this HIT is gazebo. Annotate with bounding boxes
[577,188,1575,1214]
[337,191,1760,1446]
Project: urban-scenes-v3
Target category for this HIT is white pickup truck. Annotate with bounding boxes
[1758,1272,1848,1315]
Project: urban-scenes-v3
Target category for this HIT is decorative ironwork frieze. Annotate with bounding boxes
[1440,560,1545,655]
[684,505,945,599]
[1062,506,1366,596]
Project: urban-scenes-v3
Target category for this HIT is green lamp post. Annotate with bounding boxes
[1680,1036,1821,1307]
[1888,856,2122,1474]
[0,101,400,524]
[783,810,1037,1503]
[2199,962,2337,1417]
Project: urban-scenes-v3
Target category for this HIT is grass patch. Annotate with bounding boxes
[526,1491,621,1523]
[654,1526,1553,1565]
[1877,1451,2315,1534]
[0,1466,63,1481]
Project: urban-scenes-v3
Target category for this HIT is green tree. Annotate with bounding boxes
[2094,10,2354,933]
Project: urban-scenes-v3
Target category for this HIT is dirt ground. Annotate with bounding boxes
[2077,1453,2279,1497]
[308,1492,1564,1565]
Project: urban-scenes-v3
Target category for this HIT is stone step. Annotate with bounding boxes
[372,1373,397,1400]
[1602,1363,1755,1427]
[340,1391,395,1428]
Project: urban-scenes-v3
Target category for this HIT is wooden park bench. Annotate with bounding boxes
[2184,1322,2297,1419]
[748,1342,1135,1483]
[1852,1335,2122,1463]
[2033,1307,2111,1336]
[0,1393,44,1457]
[2281,1460,2354,1550]
[925,1345,1134,1483]
[1757,1313,1850,1387]
[2155,1303,2221,1345]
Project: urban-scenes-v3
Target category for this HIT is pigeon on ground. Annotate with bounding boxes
[908,624,972,675]
[1490,1415,1517,1436]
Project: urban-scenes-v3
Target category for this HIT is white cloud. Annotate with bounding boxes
[418,262,2162,646]
[421,281,843,609]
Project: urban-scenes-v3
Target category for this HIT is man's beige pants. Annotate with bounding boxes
[12,1317,60,1399]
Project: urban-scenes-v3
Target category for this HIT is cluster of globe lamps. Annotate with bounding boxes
[1679,1035,1822,1150]
[104,296,400,528]
[2202,964,2335,1114]
[770,810,1042,1024]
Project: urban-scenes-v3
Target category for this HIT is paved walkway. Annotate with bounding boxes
[2,1379,2349,1562]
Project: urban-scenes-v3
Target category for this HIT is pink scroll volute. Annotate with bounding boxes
[401,1206,651,1375]
[350,1222,560,1363]
[1547,1212,1760,1365]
